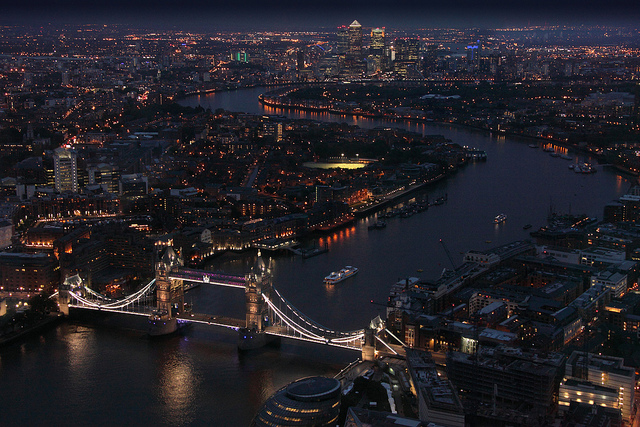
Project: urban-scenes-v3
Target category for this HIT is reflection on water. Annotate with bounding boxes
[64,325,98,397]
[0,86,633,426]
[616,174,624,192]
[0,322,346,426]
[178,87,634,334]
[156,343,200,426]
[324,282,336,297]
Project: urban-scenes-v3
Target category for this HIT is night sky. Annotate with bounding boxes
[1,0,639,29]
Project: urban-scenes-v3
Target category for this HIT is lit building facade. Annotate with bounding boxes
[368,28,386,74]
[347,20,363,64]
[447,346,564,411]
[0,252,58,293]
[252,377,341,426]
[563,351,636,423]
[394,38,421,77]
[53,146,78,193]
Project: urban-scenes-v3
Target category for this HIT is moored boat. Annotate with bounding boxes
[574,163,596,174]
[368,221,387,230]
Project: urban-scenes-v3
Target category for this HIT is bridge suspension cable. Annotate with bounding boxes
[263,294,326,341]
[263,293,364,349]
[270,287,364,338]
[68,279,156,311]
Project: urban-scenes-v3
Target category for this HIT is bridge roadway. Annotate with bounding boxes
[178,312,245,330]
[168,269,245,288]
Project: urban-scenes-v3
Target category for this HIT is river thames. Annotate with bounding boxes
[0,87,633,426]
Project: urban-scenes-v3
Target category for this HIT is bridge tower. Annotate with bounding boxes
[239,250,275,350]
[362,328,377,361]
[149,247,185,336]
[58,274,83,316]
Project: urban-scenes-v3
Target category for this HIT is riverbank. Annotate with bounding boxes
[352,172,446,218]
[178,81,334,100]
[0,313,62,348]
[258,88,613,167]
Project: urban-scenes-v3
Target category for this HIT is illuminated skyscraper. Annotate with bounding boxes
[53,146,78,193]
[368,27,386,74]
[336,26,348,56]
[393,38,421,78]
[231,51,248,62]
[370,28,385,56]
[466,40,481,71]
[347,20,363,62]
[342,20,364,76]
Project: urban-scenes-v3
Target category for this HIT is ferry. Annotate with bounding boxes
[494,213,507,224]
[324,266,359,285]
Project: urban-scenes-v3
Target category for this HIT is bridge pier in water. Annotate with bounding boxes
[361,328,376,361]
[59,246,372,355]
[142,247,368,353]
[238,251,276,350]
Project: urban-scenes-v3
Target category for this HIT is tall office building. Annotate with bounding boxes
[466,40,481,71]
[296,49,305,71]
[336,26,349,56]
[347,20,363,62]
[368,28,386,74]
[423,44,439,75]
[340,20,363,76]
[394,38,421,77]
[370,28,385,55]
[53,146,78,193]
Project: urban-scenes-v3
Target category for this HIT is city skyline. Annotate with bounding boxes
[1,7,640,425]
[2,0,640,30]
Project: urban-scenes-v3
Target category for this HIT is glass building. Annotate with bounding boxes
[252,376,341,426]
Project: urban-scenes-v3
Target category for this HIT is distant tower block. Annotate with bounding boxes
[53,146,78,193]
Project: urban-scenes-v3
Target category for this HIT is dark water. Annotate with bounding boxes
[0,87,632,426]
[180,87,631,330]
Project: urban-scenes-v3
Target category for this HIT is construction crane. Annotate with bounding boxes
[439,238,457,270]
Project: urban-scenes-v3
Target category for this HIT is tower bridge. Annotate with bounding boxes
[58,248,398,360]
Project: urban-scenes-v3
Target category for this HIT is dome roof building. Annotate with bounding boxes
[252,376,341,426]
